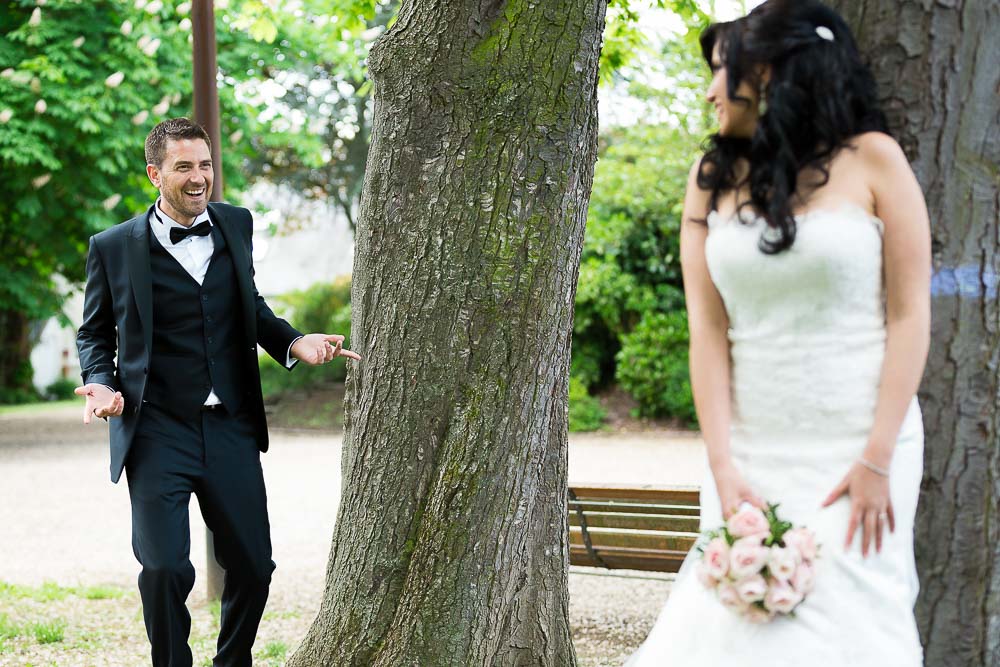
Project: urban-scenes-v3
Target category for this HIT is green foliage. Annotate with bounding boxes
[0,0,267,388]
[226,0,389,232]
[43,377,77,401]
[614,310,696,424]
[573,122,700,420]
[1,359,39,404]
[568,375,607,432]
[259,278,353,399]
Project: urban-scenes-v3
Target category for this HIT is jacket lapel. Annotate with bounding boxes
[208,203,256,342]
[125,208,153,357]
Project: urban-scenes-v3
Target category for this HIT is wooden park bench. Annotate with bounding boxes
[568,484,701,573]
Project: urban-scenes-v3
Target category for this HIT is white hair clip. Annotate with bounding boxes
[815,26,835,41]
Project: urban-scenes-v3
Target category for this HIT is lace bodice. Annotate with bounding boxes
[704,203,889,437]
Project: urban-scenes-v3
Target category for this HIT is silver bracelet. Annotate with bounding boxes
[858,457,890,477]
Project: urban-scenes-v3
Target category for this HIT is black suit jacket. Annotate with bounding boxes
[77,202,301,483]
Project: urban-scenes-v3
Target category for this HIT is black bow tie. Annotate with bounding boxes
[170,220,212,245]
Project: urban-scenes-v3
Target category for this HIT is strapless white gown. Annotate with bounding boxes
[624,203,924,666]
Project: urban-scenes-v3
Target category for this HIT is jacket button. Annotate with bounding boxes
[143,367,148,374]
[201,295,209,302]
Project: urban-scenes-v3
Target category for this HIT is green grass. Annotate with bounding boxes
[0,581,72,602]
[0,580,126,602]
[260,640,288,663]
[29,619,66,644]
[0,399,78,416]
[0,613,22,640]
[78,585,124,600]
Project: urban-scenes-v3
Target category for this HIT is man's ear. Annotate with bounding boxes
[146,164,160,188]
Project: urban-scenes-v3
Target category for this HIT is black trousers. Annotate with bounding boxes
[125,402,274,667]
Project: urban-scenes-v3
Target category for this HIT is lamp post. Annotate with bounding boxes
[191,0,226,602]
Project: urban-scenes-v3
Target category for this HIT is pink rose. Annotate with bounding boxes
[763,581,803,614]
[696,562,718,589]
[767,546,798,582]
[735,574,768,604]
[729,535,769,579]
[716,582,747,613]
[791,561,816,594]
[744,604,775,624]
[702,537,730,579]
[783,527,818,561]
[726,505,770,538]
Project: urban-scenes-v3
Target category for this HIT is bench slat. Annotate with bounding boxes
[570,485,700,504]
[569,512,700,532]
[569,500,700,516]
[570,526,698,552]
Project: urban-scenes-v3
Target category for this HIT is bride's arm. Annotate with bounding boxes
[860,131,932,469]
[822,132,931,556]
[681,159,764,517]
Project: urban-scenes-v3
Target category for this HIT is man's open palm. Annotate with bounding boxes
[75,384,124,423]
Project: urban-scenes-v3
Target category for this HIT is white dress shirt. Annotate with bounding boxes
[148,201,298,407]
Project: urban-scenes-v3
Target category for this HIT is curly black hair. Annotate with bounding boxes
[695,0,889,253]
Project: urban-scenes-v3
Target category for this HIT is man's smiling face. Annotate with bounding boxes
[146,137,213,226]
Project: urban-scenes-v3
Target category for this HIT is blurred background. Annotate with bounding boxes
[1,0,762,433]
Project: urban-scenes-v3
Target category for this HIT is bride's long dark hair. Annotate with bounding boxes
[697,0,889,253]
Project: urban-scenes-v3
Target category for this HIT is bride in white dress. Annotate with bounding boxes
[625,1,932,664]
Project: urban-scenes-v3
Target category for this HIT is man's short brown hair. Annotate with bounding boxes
[144,117,212,167]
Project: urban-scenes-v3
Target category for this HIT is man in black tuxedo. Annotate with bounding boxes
[75,117,358,667]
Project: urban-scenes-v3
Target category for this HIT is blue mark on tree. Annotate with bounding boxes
[931,265,999,299]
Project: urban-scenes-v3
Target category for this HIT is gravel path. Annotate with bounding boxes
[0,406,705,666]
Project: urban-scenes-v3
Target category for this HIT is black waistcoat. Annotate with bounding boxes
[145,225,248,417]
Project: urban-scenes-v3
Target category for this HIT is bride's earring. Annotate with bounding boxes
[757,86,768,116]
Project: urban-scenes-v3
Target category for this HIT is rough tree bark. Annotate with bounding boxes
[829,1,1000,664]
[287,0,607,664]
[0,309,33,397]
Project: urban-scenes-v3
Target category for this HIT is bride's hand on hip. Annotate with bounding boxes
[821,463,895,557]
[713,463,766,519]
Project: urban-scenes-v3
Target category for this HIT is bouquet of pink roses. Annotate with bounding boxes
[695,503,818,623]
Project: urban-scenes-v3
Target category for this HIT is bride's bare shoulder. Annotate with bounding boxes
[847,131,911,168]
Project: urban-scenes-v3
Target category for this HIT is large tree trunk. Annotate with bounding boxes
[829,1,1000,664]
[288,0,607,664]
[0,308,34,399]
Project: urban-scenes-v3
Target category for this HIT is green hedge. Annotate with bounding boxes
[259,277,353,399]
[614,310,696,424]
[572,122,699,423]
